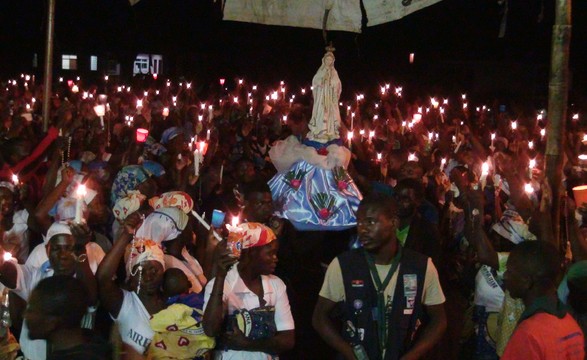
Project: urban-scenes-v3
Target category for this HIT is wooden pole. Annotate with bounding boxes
[42,0,56,132]
[545,0,572,248]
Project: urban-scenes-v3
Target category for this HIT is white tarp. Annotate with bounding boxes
[223,0,363,33]
[363,0,444,27]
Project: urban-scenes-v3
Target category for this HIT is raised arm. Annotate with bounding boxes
[96,212,142,317]
[203,240,238,337]
[464,190,499,270]
[34,166,74,233]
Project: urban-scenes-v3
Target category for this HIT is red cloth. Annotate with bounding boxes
[0,126,59,180]
[502,312,585,360]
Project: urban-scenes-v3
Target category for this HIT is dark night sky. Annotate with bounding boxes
[1,0,586,101]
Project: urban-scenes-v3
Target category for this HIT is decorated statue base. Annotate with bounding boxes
[268,136,362,231]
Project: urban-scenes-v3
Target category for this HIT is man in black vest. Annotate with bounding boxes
[313,194,447,360]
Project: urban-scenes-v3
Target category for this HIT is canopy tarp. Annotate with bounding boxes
[223,0,362,33]
[222,0,444,33]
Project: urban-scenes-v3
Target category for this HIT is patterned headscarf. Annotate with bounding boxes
[149,191,193,214]
[135,207,188,245]
[111,165,150,206]
[113,191,146,222]
[124,239,165,281]
[491,209,537,244]
[228,222,276,251]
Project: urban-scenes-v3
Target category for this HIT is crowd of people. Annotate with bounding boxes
[0,73,586,360]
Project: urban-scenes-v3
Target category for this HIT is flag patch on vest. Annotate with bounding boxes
[351,279,364,287]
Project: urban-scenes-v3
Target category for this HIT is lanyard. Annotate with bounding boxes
[364,247,402,355]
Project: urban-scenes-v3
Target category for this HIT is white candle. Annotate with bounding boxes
[231,215,240,228]
[194,150,200,176]
[190,210,222,241]
[347,132,353,147]
[440,158,447,171]
[528,158,536,178]
[377,153,382,162]
[206,129,211,141]
[480,162,489,190]
[75,184,87,223]
[11,174,18,186]
[369,130,375,143]
[511,121,517,130]
[162,107,169,117]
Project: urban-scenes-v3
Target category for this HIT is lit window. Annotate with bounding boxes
[62,55,77,70]
[90,56,98,71]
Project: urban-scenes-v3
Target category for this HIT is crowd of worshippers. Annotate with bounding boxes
[0,77,586,360]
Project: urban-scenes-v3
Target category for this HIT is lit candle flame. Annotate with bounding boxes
[524,183,534,194]
[231,216,240,227]
[482,162,489,175]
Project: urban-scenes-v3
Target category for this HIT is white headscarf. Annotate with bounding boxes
[45,221,72,244]
[135,207,188,245]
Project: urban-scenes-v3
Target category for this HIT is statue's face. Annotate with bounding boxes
[324,55,334,66]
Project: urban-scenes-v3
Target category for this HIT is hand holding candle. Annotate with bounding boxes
[75,184,87,223]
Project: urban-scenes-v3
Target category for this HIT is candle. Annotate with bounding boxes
[440,158,447,172]
[377,153,382,162]
[528,141,534,150]
[573,113,579,120]
[351,112,355,130]
[347,131,353,148]
[480,162,489,190]
[198,115,203,122]
[3,252,12,262]
[208,105,213,120]
[75,184,87,223]
[231,215,240,227]
[219,78,225,85]
[540,128,546,139]
[206,129,211,141]
[136,128,149,143]
[190,210,222,241]
[233,97,239,103]
[408,153,417,162]
[136,99,143,108]
[162,107,169,117]
[71,85,79,93]
[359,129,365,140]
[199,141,206,155]
[511,121,517,130]
[11,174,18,186]
[524,183,534,194]
[194,149,200,176]
[528,158,536,178]
[369,130,375,143]
[409,53,415,63]
[219,164,224,185]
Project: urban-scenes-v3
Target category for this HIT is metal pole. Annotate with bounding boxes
[545,0,572,248]
[42,0,56,132]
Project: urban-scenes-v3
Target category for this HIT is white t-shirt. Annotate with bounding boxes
[203,266,295,360]
[319,257,446,307]
[164,247,205,294]
[114,289,155,355]
[474,252,509,312]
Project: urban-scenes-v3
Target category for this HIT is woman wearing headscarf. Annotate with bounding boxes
[146,192,207,294]
[97,212,167,356]
[110,165,157,206]
[203,222,295,359]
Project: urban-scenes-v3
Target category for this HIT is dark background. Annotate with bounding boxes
[1,0,586,104]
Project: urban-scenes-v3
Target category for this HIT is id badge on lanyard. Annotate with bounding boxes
[403,274,417,315]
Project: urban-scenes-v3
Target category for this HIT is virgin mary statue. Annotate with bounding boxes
[308,50,342,143]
